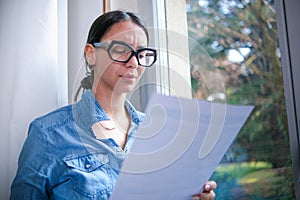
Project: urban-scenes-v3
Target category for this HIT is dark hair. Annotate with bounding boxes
[74,10,149,101]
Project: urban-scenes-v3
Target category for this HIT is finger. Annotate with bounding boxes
[203,184,212,193]
[204,181,217,191]
[192,191,216,200]
[200,190,216,200]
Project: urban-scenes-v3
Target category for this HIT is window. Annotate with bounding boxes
[186,0,296,198]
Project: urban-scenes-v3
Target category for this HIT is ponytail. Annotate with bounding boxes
[74,65,94,101]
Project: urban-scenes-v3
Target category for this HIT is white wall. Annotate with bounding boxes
[67,0,103,102]
[0,0,66,198]
[0,0,102,198]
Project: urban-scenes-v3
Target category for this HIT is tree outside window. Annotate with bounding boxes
[186,0,295,198]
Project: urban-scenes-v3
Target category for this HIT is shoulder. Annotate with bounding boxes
[30,104,74,132]
[18,105,76,166]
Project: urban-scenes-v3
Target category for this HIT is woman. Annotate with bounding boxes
[10,10,216,199]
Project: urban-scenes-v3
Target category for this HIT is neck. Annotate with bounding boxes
[92,85,127,120]
[92,83,131,143]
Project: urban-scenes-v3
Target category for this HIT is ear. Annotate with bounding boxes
[85,44,96,66]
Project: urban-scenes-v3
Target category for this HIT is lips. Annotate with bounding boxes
[119,73,137,79]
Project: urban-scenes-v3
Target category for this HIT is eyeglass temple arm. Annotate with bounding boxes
[93,42,108,47]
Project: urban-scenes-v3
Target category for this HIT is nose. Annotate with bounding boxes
[125,53,139,68]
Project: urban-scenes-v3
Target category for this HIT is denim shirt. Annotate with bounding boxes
[10,90,144,200]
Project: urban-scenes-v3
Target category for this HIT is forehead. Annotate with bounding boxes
[101,21,148,46]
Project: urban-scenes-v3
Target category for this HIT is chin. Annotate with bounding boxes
[114,86,135,95]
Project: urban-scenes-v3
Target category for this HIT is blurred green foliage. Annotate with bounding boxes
[186,0,294,198]
[210,162,295,199]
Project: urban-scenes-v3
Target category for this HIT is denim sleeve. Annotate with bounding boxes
[10,120,51,200]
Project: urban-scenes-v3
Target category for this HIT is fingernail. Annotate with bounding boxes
[204,184,211,192]
[192,196,200,200]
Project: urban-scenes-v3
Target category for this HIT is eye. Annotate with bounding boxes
[110,45,130,54]
[138,53,145,59]
[138,50,155,59]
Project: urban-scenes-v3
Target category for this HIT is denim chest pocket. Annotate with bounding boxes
[63,153,113,199]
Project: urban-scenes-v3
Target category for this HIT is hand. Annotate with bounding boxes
[192,181,217,200]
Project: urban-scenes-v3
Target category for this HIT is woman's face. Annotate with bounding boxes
[90,21,148,95]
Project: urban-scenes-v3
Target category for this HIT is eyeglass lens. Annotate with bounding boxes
[108,43,156,67]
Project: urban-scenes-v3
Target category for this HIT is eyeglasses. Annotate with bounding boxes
[93,40,157,67]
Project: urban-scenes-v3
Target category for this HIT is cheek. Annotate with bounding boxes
[137,68,145,78]
[95,64,116,82]
[94,54,112,77]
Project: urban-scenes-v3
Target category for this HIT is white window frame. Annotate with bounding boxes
[276,0,300,198]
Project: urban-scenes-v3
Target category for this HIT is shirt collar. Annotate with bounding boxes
[72,90,144,136]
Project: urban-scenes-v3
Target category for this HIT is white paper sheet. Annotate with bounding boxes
[110,94,254,200]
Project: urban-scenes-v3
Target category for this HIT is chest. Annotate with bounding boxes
[92,121,129,149]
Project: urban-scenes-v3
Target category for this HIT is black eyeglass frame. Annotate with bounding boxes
[92,40,157,67]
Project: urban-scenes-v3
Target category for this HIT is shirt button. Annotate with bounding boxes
[85,163,91,169]
[103,156,109,164]
[116,148,122,153]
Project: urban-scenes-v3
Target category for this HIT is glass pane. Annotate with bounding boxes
[186,0,295,199]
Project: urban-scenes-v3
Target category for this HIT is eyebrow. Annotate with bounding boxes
[137,45,147,49]
[125,42,147,49]
[97,40,147,50]
[120,40,147,49]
